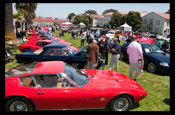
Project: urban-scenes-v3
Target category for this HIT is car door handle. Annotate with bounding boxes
[37,91,44,95]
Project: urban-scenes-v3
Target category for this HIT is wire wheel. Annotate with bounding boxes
[147,62,156,73]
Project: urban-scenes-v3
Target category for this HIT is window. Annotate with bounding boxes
[156,20,160,25]
[43,48,63,56]
[34,74,75,88]
[5,62,38,78]
[19,75,35,87]
[36,42,50,46]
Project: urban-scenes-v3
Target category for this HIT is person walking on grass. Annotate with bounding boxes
[108,38,121,72]
[127,36,144,81]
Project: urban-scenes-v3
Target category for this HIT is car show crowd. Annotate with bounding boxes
[10,23,170,78]
[5,23,170,112]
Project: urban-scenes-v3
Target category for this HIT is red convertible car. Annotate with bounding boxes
[136,36,155,45]
[19,40,78,52]
[5,61,147,111]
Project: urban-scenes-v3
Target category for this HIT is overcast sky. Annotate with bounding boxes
[12,3,169,20]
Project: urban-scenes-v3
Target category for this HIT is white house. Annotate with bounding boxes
[89,11,149,27]
[141,12,170,34]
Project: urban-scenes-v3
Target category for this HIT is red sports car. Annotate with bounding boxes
[19,40,78,52]
[5,61,147,111]
[136,36,155,45]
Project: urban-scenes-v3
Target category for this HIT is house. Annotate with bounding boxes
[89,11,149,27]
[33,17,67,26]
[141,12,170,34]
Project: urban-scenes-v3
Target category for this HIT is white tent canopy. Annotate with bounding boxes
[64,22,72,25]
[119,23,132,31]
[79,22,86,26]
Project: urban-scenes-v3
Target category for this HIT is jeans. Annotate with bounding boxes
[81,39,85,47]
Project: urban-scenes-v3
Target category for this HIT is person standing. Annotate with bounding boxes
[80,32,86,47]
[21,28,26,43]
[104,36,110,65]
[98,35,105,58]
[108,38,121,72]
[16,28,22,43]
[127,36,144,81]
[87,40,99,69]
[156,37,163,49]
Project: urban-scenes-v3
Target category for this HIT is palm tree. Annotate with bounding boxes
[5,3,16,41]
[15,3,37,30]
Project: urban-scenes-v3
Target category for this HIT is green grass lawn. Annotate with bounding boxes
[5,30,170,111]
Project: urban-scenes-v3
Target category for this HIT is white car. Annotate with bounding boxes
[106,30,115,40]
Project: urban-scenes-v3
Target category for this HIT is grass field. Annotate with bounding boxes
[5,30,170,111]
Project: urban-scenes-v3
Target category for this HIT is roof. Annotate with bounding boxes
[152,12,170,19]
[104,12,114,15]
[90,14,104,18]
[32,61,65,74]
[33,17,67,22]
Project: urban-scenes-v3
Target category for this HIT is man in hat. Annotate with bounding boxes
[127,35,144,81]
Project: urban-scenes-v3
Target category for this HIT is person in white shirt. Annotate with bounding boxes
[80,32,86,47]
[127,36,144,81]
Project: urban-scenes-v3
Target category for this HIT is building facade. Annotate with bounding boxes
[33,17,67,26]
[141,12,170,34]
[89,11,148,28]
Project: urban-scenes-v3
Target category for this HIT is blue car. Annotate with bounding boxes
[15,44,104,69]
[120,42,170,74]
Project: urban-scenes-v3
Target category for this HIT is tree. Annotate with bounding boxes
[125,11,142,31]
[85,10,97,15]
[15,3,37,30]
[67,13,75,22]
[73,14,92,26]
[109,12,123,29]
[5,3,16,41]
[102,9,118,15]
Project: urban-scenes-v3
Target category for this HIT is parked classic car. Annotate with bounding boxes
[136,36,155,45]
[5,61,147,111]
[16,44,103,69]
[120,42,170,74]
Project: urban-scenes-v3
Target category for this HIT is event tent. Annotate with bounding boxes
[119,23,132,31]
[79,22,86,26]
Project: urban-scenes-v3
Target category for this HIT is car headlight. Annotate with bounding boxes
[160,63,169,67]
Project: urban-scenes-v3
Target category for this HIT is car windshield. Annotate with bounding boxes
[142,44,162,54]
[5,61,38,78]
[108,32,114,34]
[63,63,88,87]
[33,48,43,54]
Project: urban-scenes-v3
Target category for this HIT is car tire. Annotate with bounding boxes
[147,62,157,73]
[108,95,133,111]
[5,97,34,112]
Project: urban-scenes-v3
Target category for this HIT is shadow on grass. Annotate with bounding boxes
[130,102,140,110]
[163,98,170,106]
[120,60,169,77]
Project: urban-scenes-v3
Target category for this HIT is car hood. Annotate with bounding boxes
[72,45,88,55]
[16,52,38,56]
[148,52,170,64]
[82,69,144,90]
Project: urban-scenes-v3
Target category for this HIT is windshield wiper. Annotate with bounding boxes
[91,74,94,78]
